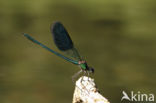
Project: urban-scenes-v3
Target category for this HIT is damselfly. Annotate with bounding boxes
[23,21,94,81]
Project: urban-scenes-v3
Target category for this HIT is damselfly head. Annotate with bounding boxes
[88,67,94,74]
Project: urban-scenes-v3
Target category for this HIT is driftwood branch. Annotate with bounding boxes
[72,76,110,103]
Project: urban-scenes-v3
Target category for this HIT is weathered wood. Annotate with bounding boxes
[72,76,110,103]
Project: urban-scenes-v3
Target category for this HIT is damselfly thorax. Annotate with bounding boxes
[78,61,94,74]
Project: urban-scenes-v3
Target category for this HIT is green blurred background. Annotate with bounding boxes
[0,0,156,103]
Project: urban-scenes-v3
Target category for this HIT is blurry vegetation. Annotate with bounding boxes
[0,0,156,103]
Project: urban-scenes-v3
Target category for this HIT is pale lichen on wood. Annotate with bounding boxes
[72,76,110,103]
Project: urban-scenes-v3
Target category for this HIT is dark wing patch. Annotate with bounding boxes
[51,21,73,51]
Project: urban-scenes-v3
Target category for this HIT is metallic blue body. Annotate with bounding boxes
[24,33,79,65]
